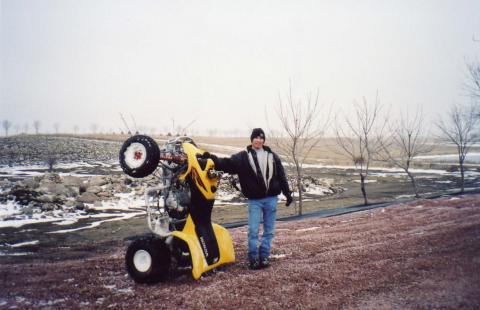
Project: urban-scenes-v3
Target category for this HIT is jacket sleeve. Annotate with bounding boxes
[212,152,242,175]
[274,153,291,196]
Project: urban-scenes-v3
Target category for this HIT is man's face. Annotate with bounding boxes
[252,136,265,150]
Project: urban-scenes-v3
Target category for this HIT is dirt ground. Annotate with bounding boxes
[1,194,479,309]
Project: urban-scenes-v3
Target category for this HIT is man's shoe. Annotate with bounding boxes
[249,259,261,270]
[260,257,270,268]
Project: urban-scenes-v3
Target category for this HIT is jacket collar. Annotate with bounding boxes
[246,145,272,153]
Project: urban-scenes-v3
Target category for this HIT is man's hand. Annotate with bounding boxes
[200,152,217,160]
[285,193,293,207]
[200,152,211,159]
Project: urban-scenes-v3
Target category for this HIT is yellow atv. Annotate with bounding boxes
[119,135,235,283]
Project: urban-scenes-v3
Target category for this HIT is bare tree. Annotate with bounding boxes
[2,120,12,136]
[334,96,386,205]
[207,128,218,137]
[43,137,58,172]
[90,123,98,134]
[14,124,20,135]
[270,85,330,215]
[53,122,60,134]
[466,61,480,101]
[33,120,41,134]
[379,110,433,198]
[437,103,479,193]
[73,125,79,135]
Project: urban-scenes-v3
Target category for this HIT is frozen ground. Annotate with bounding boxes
[1,134,480,255]
[1,156,479,232]
[0,161,333,231]
[415,152,480,163]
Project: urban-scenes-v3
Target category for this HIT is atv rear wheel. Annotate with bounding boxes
[125,237,171,284]
[119,135,160,178]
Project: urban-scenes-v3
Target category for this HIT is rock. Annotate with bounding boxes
[75,201,85,210]
[79,185,87,194]
[23,205,34,216]
[42,173,62,183]
[66,186,80,197]
[9,186,40,205]
[84,205,96,214]
[65,200,86,210]
[88,176,108,187]
[93,201,103,208]
[97,191,113,198]
[77,192,99,203]
[64,200,76,207]
[0,179,11,186]
[37,194,55,203]
[19,178,40,189]
[38,183,71,196]
[62,176,83,187]
[86,186,102,194]
[41,203,55,211]
[115,184,130,193]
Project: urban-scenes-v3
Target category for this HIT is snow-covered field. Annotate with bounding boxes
[0,160,339,233]
[0,191,144,231]
[415,152,480,164]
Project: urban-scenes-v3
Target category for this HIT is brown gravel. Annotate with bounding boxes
[1,194,480,309]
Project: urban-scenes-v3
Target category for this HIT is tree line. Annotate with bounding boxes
[271,57,480,215]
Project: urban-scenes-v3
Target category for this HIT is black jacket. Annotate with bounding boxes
[213,145,291,199]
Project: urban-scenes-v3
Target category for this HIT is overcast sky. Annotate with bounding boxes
[1,0,479,136]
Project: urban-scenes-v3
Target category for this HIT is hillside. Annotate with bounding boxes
[1,194,479,309]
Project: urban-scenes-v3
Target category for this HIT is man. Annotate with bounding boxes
[206,128,293,270]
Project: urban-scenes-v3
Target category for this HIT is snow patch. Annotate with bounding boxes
[0,250,34,256]
[49,211,143,234]
[0,189,146,230]
[296,226,321,232]
[396,194,415,199]
[354,179,377,183]
[270,253,287,259]
[117,288,134,294]
[0,161,119,178]
[7,240,39,247]
[0,200,23,219]
[415,152,480,164]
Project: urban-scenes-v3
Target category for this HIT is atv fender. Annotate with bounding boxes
[171,216,235,280]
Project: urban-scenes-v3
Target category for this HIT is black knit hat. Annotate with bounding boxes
[250,128,266,141]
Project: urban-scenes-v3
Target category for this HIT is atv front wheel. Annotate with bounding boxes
[125,237,171,284]
[119,135,160,178]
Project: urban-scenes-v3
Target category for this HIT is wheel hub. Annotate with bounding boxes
[133,249,152,273]
[124,142,147,169]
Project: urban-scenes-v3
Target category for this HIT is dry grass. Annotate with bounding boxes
[1,194,479,309]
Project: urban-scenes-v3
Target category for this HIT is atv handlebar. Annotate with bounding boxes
[159,154,187,163]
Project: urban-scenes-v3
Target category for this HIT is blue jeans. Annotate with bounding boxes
[247,196,278,262]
